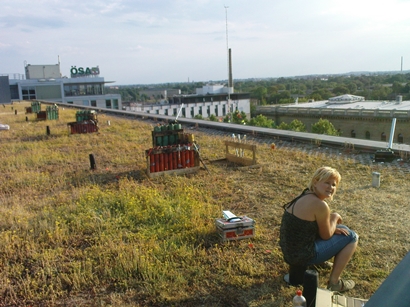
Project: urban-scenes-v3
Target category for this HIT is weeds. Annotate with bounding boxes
[0,101,409,306]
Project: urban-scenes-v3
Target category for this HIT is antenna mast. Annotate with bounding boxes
[224,6,231,114]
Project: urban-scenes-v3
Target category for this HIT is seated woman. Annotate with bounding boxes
[279,166,358,292]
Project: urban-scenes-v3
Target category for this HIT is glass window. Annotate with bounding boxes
[381,132,386,141]
[398,134,403,144]
[365,131,370,139]
[22,87,36,100]
[91,100,97,107]
[113,99,118,109]
[105,99,112,108]
[191,107,194,117]
[215,106,218,116]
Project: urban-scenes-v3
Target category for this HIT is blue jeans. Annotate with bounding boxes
[307,225,358,265]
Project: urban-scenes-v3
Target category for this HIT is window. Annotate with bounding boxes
[191,107,194,117]
[22,87,36,100]
[398,133,404,144]
[182,108,186,117]
[79,85,86,95]
[351,130,356,138]
[105,99,112,108]
[381,132,386,141]
[215,105,218,116]
[113,99,118,109]
[165,109,168,116]
[173,108,177,116]
[199,106,202,115]
[91,100,97,107]
[365,131,370,139]
[207,106,210,116]
[222,105,226,116]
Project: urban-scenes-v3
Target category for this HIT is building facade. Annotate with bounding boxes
[1,63,121,110]
[126,84,250,120]
[256,95,410,144]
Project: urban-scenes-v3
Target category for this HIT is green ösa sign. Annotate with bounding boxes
[70,66,100,77]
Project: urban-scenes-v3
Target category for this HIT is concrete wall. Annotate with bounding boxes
[0,76,11,104]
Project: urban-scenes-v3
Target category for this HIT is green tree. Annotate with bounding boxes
[277,122,290,130]
[232,110,248,124]
[249,114,275,128]
[332,86,350,96]
[289,119,306,132]
[311,118,340,136]
[209,114,218,121]
[251,86,268,105]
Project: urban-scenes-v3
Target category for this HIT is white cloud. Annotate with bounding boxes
[0,0,409,84]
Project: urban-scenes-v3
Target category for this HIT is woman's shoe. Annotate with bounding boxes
[327,279,355,292]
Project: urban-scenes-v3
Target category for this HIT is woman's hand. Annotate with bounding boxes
[334,227,349,236]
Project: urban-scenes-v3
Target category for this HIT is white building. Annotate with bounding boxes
[1,62,122,110]
[126,84,250,120]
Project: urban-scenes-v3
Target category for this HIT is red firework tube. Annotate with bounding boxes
[164,152,168,171]
[190,150,195,167]
[185,149,190,168]
[181,150,186,168]
[172,151,177,169]
[155,154,160,172]
[150,153,155,173]
[168,152,173,170]
[159,153,164,172]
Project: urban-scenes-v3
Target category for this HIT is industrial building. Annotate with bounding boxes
[0,62,122,110]
[256,94,410,144]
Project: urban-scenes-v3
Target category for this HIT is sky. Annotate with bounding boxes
[1,0,410,85]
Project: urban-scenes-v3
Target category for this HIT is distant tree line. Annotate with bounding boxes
[106,73,410,105]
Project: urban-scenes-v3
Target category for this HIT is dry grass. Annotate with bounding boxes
[0,101,409,307]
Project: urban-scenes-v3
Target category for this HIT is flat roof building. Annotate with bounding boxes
[1,62,121,110]
[256,94,410,145]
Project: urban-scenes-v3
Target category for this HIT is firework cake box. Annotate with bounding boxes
[215,211,255,242]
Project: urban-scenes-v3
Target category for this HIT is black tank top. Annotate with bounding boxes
[279,188,319,265]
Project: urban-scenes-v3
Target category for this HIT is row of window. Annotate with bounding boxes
[67,99,119,109]
[150,105,234,118]
[351,130,404,143]
[64,83,103,97]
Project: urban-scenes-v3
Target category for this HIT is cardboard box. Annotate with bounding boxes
[215,216,255,241]
[315,288,368,307]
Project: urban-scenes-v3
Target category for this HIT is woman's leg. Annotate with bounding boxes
[308,225,358,267]
[328,240,358,284]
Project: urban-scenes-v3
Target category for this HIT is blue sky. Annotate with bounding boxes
[1,0,409,85]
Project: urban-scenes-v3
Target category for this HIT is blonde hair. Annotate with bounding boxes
[308,166,341,200]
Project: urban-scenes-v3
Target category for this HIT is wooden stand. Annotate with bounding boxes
[225,141,257,166]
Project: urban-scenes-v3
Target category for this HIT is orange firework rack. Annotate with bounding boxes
[145,123,200,178]
[67,110,98,134]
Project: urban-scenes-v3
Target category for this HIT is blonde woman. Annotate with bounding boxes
[279,166,358,291]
